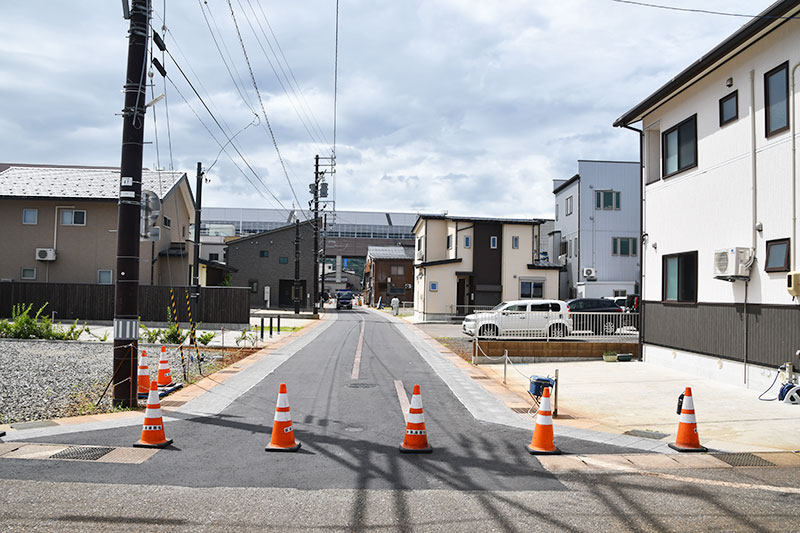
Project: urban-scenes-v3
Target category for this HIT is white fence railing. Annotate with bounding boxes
[463,311,639,342]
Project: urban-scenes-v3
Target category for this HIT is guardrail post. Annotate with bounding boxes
[260,317,264,340]
[554,368,559,417]
[503,349,508,385]
[269,316,273,338]
[277,315,281,335]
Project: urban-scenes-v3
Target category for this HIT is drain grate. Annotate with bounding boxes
[624,429,670,440]
[470,376,490,380]
[712,453,776,467]
[511,407,533,414]
[49,446,115,461]
[347,383,377,389]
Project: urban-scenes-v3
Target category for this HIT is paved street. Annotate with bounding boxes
[2,308,799,531]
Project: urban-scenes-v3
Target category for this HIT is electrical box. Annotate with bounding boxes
[788,271,800,297]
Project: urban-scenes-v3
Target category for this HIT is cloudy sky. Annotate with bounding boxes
[0,1,777,220]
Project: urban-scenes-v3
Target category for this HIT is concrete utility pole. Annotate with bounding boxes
[312,155,320,314]
[294,218,301,314]
[113,0,150,408]
[192,162,203,322]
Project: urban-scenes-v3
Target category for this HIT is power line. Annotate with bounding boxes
[608,0,800,19]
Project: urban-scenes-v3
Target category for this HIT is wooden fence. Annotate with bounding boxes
[0,282,249,324]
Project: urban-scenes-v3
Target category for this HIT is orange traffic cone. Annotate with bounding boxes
[265,383,301,452]
[137,350,150,395]
[527,386,560,455]
[400,384,432,453]
[134,381,173,448]
[669,387,708,452]
[157,346,174,387]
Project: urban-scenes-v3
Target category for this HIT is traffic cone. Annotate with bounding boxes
[265,383,301,452]
[157,346,174,387]
[400,384,432,453]
[137,350,150,395]
[134,381,173,448]
[669,387,708,452]
[527,386,560,455]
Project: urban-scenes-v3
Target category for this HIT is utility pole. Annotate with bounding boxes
[322,213,328,299]
[312,155,320,315]
[293,218,301,314]
[113,0,149,408]
[192,162,203,322]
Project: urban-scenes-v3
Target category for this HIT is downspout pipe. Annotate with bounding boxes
[745,69,758,385]
[791,62,800,271]
[622,124,644,362]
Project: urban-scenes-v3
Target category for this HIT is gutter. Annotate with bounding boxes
[621,124,645,363]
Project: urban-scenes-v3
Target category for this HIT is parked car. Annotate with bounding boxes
[566,298,629,334]
[336,290,353,310]
[462,299,573,338]
[604,296,628,310]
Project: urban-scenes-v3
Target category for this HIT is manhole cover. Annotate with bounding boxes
[344,426,364,433]
[347,383,377,389]
[624,429,670,440]
[49,446,115,461]
[712,453,776,467]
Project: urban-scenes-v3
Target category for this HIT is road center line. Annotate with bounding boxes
[350,316,366,379]
[394,380,410,424]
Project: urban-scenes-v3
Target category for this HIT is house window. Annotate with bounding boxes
[60,209,86,226]
[417,237,422,251]
[612,237,638,256]
[663,251,698,302]
[595,191,621,210]
[209,253,220,261]
[391,265,405,276]
[23,209,38,225]
[490,236,498,249]
[765,61,789,137]
[447,234,453,250]
[259,250,269,258]
[163,216,172,228]
[279,257,289,264]
[464,235,471,248]
[662,114,697,177]
[719,90,738,126]
[249,280,258,293]
[613,289,627,297]
[565,196,573,216]
[98,270,113,285]
[765,238,790,272]
[555,204,559,221]
[520,279,544,299]
[20,267,36,280]
[512,236,519,249]
[429,281,438,292]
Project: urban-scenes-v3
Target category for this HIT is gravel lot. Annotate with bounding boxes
[0,340,235,424]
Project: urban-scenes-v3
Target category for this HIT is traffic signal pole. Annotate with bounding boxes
[113,0,150,408]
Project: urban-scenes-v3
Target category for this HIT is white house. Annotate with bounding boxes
[614,0,800,388]
[412,215,560,321]
[552,160,641,299]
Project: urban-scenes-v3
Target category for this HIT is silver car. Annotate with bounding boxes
[462,299,573,338]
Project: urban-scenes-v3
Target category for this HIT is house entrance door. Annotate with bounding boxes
[456,276,471,315]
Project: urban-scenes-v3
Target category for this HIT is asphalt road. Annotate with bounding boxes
[2,308,799,531]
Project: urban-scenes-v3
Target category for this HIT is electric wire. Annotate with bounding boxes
[225,0,308,222]
[608,0,800,19]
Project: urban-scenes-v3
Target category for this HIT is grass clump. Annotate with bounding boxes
[0,303,86,340]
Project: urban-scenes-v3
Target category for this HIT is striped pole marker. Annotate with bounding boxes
[400,384,432,453]
[134,381,173,448]
[265,383,301,452]
[527,387,561,455]
[669,387,708,452]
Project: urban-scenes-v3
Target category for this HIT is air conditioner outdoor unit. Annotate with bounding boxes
[557,254,567,266]
[583,267,597,280]
[415,251,425,262]
[713,247,751,279]
[36,248,56,261]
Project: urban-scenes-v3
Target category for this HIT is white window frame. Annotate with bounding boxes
[595,190,621,210]
[163,215,172,228]
[565,196,573,216]
[23,209,38,225]
[21,267,37,280]
[612,237,638,256]
[60,209,86,226]
[98,269,113,285]
[447,234,453,250]
[490,236,498,249]
[519,277,545,299]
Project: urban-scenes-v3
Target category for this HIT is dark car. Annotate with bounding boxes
[336,290,353,310]
[566,298,625,335]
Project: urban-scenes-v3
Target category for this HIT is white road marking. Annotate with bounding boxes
[350,316,366,379]
[394,380,410,424]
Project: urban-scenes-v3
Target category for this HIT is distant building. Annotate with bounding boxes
[412,215,560,321]
[0,163,194,286]
[364,246,414,306]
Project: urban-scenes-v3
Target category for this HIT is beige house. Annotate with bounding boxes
[0,164,194,286]
[413,215,560,321]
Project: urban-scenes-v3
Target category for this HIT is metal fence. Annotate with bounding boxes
[463,310,639,342]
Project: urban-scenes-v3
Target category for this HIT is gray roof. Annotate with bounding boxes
[367,246,414,260]
[203,207,419,227]
[0,164,187,200]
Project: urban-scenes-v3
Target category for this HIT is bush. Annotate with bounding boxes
[160,322,185,345]
[0,302,86,340]
[197,331,216,345]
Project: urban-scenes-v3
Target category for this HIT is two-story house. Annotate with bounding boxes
[0,163,194,286]
[614,0,800,388]
[552,160,641,299]
[364,245,414,306]
[412,215,560,321]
